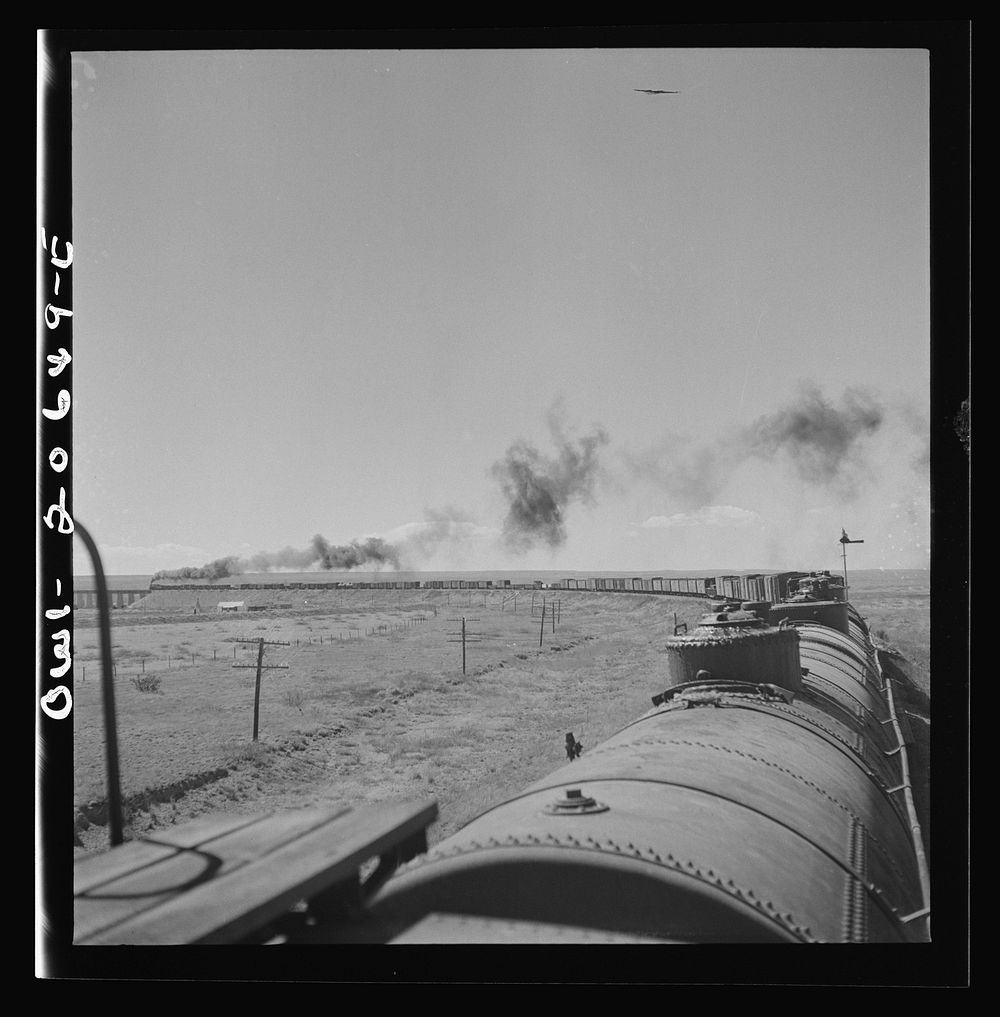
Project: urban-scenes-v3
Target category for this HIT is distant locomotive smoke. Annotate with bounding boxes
[626,385,886,508]
[309,534,401,571]
[152,556,243,582]
[492,409,608,551]
[156,533,403,579]
[745,385,884,484]
[399,507,482,561]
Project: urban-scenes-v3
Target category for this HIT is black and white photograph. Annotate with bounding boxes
[37,26,969,984]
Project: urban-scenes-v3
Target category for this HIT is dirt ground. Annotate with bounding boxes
[71,589,930,861]
[73,591,710,853]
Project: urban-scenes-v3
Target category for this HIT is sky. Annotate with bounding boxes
[67,45,931,576]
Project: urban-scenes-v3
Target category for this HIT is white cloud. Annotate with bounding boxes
[641,505,760,529]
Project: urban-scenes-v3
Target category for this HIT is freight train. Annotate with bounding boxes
[148,570,842,602]
[76,562,929,946]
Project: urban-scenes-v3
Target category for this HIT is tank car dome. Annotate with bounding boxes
[768,600,850,635]
[663,613,802,693]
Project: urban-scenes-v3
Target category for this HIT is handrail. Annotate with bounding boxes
[872,639,930,936]
[74,522,124,846]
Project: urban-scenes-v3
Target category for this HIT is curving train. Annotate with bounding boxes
[148,569,835,602]
[75,568,930,946]
[273,572,929,944]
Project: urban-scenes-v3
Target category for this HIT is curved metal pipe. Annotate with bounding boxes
[74,521,124,846]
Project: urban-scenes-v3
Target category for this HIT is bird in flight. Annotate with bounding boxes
[635,89,679,94]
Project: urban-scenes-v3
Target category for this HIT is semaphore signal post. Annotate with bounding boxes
[839,529,865,601]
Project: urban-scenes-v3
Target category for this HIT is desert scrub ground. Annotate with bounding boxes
[72,587,930,859]
[73,591,707,852]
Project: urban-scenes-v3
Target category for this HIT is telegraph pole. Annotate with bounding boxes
[446,617,481,675]
[839,529,864,601]
[233,636,290,740]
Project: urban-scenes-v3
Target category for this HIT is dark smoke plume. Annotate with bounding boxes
[152,556,243,582]
[155,534,403,579]
[744,385,883,484]
[625,385,886,508]
[492,410,608,551]
[309,534,401,571]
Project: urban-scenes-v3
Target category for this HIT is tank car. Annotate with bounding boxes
[291,599,929,944]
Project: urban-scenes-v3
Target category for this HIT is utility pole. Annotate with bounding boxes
[839,529,864,602]
[233,636,290,741]
[446,617,481,675]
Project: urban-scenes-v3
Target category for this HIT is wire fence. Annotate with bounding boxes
[77,613,435,681]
